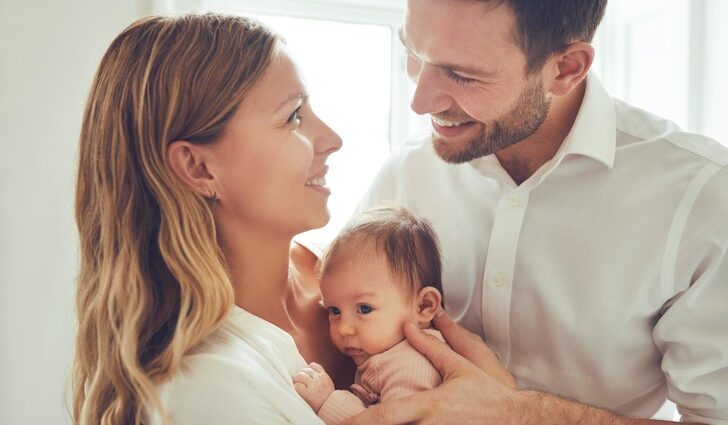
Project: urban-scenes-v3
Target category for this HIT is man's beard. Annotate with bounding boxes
[432,77,551,164]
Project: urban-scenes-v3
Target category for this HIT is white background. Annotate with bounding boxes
[1,0,726,424]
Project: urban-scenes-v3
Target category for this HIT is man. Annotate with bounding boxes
[293,0,728,423]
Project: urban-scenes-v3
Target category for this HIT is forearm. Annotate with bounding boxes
[519,390,700,425]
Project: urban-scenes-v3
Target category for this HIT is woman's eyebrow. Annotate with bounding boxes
[274,92,308,113]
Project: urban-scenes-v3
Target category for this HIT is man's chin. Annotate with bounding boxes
[431,132,487,164]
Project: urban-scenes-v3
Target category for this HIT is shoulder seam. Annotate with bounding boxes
[660,162,724,297]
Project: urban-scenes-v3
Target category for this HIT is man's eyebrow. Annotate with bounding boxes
[274,92,308,113]
[398,25,498,79]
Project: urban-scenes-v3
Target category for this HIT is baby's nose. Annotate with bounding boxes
[338,321,356,336]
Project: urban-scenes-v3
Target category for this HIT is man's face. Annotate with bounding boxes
[402,0,551,163]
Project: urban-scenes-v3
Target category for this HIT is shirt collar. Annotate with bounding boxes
[559,72,616,169]
[468,72,616,185]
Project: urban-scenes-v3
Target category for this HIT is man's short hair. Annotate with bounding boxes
[485,0,608,74]
[319,207,444,302]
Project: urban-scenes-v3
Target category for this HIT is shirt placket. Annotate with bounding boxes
[481,189,529,366]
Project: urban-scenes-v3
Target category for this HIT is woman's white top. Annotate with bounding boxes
[149,306,324,425]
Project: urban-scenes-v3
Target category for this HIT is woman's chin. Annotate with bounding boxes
[292,210,330,235]
[309,210,331,230]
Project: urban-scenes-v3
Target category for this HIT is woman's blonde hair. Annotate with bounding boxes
[72,14,280,425]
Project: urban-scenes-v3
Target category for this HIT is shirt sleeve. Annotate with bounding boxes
[376,338,443,402]
[317,390,366,425]
[653,165,728,425]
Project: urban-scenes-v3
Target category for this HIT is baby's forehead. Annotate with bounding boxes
[320,268,413,303]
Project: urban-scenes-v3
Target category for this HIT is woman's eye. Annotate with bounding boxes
[328,307,340,316]
[357,304,373,314]
[287,106,302,124]
[446,69,475,86]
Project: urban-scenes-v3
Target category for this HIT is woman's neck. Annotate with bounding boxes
[221,223,300,333]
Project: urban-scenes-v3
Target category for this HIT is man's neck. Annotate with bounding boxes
[495,80,587,185]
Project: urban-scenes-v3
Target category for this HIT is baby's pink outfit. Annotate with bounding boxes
[316,329,444,424]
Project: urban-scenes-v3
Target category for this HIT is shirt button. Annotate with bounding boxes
[492,275,504,287]
[508,195,519,206]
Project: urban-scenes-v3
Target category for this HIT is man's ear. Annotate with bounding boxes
[415,286,443,326]
[548,41,594,96]
[166,140,216,197]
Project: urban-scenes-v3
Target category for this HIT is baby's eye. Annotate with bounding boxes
[328,306,341,316]
[356,304,374,314]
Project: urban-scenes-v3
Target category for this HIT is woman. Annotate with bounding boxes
[72,14,353,424]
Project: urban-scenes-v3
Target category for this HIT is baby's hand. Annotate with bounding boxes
[293,362,335,412]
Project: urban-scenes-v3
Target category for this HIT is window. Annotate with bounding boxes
[593,0,727,146]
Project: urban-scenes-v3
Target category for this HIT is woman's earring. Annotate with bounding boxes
[200,187,219,204]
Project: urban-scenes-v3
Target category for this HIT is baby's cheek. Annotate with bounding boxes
[377,324,406,352]
[328,326,342,349]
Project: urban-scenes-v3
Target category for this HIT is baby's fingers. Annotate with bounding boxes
[309,362,325,373]
[293,381,307,394]
[293,371,312,384]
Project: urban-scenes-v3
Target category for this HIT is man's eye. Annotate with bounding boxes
[357,304,373,314]
[328,307,341,315]
[445,69,475,85]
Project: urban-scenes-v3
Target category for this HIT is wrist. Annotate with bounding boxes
[313,389,335,413]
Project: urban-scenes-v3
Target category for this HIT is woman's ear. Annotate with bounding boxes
[167,140,216,197]
[548,41,594,96]
[415,286,443,326]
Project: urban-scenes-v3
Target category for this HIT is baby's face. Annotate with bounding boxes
[320,253,419,366]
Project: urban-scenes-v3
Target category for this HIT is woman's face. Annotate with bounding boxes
[206,49,342,236]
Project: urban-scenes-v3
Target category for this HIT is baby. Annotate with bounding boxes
[294,207,446,424]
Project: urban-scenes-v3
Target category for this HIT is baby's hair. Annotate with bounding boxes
[319,206,444,303]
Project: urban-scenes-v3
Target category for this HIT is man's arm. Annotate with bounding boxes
[343,316,703,425]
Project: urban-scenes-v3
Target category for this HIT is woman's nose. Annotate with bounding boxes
[313,118,342,156]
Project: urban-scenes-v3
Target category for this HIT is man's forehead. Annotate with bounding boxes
[402,0,516,49]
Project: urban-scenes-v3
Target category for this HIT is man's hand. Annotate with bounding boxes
[343,315,521,425]
[433,312,516,388]
[343,314,691,425]
[293,362,335,413]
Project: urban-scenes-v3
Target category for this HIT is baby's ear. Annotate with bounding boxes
[416,287,443,325]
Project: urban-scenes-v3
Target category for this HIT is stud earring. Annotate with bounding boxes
[200,187,219,204]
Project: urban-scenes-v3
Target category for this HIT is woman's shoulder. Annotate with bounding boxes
[150,312,323,425]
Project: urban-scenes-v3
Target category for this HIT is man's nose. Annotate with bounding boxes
[410,63,452,116]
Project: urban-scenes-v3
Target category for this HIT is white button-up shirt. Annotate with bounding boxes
[350,75,728,424]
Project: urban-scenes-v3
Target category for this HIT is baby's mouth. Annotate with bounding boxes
[343,347,366,356]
